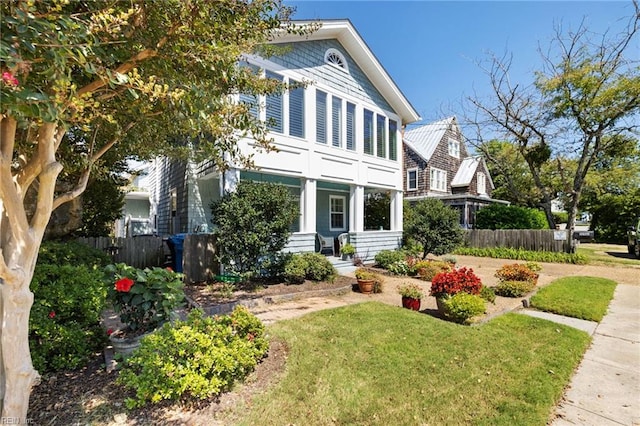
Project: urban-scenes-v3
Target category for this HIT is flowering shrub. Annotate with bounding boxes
[387,260,411,275]
[104,263,186,333]
[495,263,539,284]
[430,267,482,299]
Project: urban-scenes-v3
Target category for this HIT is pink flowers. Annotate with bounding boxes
[115,277,135,292]
[48,311,56,319]
[1,71,18,86]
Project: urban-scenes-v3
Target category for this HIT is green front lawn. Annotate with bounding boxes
[234,303,590,425]
[530,276,617,322]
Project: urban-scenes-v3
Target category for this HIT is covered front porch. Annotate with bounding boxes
[190,169,403,262]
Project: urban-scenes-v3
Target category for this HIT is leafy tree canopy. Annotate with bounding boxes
[404,198,464,259]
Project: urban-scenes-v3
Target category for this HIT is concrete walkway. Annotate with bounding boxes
[551,284,640,426]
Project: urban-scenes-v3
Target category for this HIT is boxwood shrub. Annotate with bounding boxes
[117,307,268,408]
[443,293,486,324]
[283,253,336,283]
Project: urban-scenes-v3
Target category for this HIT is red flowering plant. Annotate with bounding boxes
[104,263,186,335]
[430,267,483,299]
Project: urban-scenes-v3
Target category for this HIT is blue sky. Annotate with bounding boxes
[286,1,639,126]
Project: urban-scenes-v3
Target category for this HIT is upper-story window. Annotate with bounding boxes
[388,119,398,161]
[289,82,305,138]
[346,102,356,151]
[239,66,304,138]
[407,168,418,191]
[332,96,343,148]
[430,167,447,192]
[363,109,374,155]
[376,115,386,158]
[448,138,460,158]
[477,172,486,195]
[324,48,349,72]
[265,71,283,133]
[316,90,327,144]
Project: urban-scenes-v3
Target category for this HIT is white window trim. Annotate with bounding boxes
[448,137,460,159]
[324,48,349,72]
[477,172,487,195]
[407,168,418,191]
[329,195,347,231]
[430,167,447,192]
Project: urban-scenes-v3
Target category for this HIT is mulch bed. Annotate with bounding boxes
[184,274,355,307]
[29,276,352,425]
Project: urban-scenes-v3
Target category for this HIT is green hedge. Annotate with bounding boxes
[453,247,587,264]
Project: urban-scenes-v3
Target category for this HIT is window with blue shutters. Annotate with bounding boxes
[265,71,283,133]
[316,90,327,144]
[363,109,374,155]
[346,102,356,151]
[332,96,342,147]
[239,62,259,119]
[289,83,305,138]
[388,119,397,160]
[376,114,386,158]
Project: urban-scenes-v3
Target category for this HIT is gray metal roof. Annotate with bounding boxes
[403,117,457,162]
[451,156,480,187]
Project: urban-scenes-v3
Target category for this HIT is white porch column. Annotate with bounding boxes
[350,185,364,232]
[390,190,403,231]
[220,168,240,195]
[301,178,317,233]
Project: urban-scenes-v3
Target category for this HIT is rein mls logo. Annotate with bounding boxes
[1,418,34,425]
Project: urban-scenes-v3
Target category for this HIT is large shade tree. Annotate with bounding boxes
[0,0,312,419]
[464,3,640,249]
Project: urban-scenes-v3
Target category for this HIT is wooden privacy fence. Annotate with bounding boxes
[181,234,219,284]
[78,234,219,283]
[463,229,570,253]
[77,236,164,268]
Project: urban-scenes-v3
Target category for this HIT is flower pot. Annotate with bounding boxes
[109,329,154,357]
[401,296,421,311]
[435,297,448,315]
[357,279,374,294]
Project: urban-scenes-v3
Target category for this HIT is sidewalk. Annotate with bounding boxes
[551,284,640,425]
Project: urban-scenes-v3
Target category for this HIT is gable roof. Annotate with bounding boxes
[403,117,459,162]
[272,19,420,125]
[451,156,495,189]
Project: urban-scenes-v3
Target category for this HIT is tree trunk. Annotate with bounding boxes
[0,274,40,423]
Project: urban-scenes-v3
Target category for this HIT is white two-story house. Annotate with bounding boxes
[148,20,420,260]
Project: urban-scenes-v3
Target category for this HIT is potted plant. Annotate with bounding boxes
[397,283,424,311]
[340,243,355,261]
[430,267,482,313]
[104,263,186,356]
[354,268,376,294]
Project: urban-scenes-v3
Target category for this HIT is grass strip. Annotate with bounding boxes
[235,302,590,426]
[530,276,617,322]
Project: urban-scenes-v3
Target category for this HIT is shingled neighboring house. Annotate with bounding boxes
[403,116,506,228]
[149,19,420,260]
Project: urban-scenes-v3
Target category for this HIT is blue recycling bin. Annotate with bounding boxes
[168,233,187,272]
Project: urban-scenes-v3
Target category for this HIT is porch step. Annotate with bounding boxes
[327,256,357,275]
